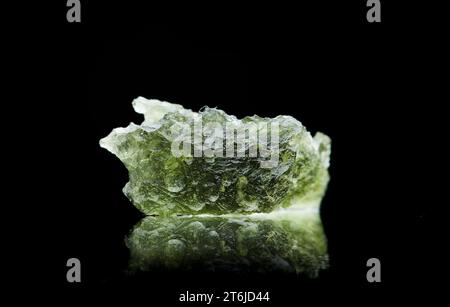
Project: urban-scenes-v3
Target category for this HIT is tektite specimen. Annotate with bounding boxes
[100,97,331,275]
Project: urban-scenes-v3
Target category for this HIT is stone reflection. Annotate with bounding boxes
[126,209,328,277]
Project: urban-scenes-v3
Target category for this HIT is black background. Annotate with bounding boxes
[10,0,442,304]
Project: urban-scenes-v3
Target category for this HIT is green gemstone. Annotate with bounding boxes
[100,97,330,216]
[100,97,331,276]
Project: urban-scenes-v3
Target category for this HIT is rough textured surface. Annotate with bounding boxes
[100,97,331,216]
[127,209,328,276]
[100,97,331,276]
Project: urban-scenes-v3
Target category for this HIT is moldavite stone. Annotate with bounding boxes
[100,97,331,275]
[100,97,331,216]
[127,208,328,276]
